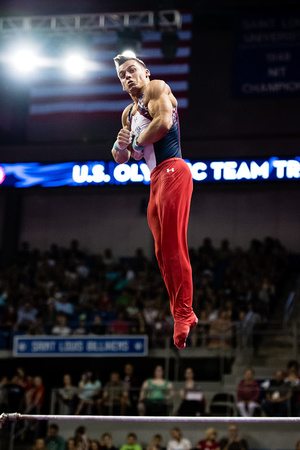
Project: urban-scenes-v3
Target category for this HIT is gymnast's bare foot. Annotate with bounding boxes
[173,315,198,349]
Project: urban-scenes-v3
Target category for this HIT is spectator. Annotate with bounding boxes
[262,370,293,417]
[26,313,46,335]
[25,375,45,413]
[66,438,76,450]
[73,314,88,335]
[45,423,65,450]
[138,365,173,416]
[97,371,129,415]
[99,432,118,450]
[0,375,8,410]
[73,425,90,450]
[16,301,38,332]
[33,438,47,450]
[2,374,25,412]
[219,425,248,450]
[119,433,142,450]
[51,313,71,336]
[57,374,78,414]
[197,428,220,450]
[146,434,164,450]
[177,367,205,416]
[208,310,233,349]
[285,360,300,416]
[236,368,260,417]
[295,441,300,450]
[54,292,74,316]
[123,363,139,415]
[89,315,106,335]
[75,371,101,415]
[167,427,191,450]
[90,441,101,450]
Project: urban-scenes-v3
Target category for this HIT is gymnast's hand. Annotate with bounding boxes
[116,128,132,151]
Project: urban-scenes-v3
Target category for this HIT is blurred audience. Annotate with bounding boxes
[197,428,220,450]
[236,367,260,417]
[177,367,205,416]
[167,427,191,450]
[138,365,173,416]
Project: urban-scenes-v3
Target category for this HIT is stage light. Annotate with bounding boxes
[9,47,39,74]
[63,53,88,77]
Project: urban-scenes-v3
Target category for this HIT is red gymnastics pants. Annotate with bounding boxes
[147,158,197,348]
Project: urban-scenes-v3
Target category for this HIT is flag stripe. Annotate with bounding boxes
[29,12,192,118]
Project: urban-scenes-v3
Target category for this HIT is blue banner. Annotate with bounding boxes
[13,335,148,357]
[233,14,300,97]
[0,157,299,188]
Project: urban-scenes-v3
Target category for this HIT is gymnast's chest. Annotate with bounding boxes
[130,110,151,136]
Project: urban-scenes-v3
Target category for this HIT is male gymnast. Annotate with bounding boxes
[111,54,198,349]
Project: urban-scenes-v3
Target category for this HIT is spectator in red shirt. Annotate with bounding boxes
[236,368,260,417]
[197,428,220,450]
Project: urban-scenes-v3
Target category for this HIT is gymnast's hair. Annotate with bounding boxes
[114,54,147,71]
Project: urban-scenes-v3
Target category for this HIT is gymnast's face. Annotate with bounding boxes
[118,60,150,96]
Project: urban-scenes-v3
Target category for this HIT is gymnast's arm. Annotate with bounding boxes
[134,80,175,147]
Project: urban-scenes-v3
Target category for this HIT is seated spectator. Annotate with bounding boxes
[177,367,205,416]
[89,315,107,335]
[138,365,173,416]
[109,311,129,335]
[90,441,101,450]
[66,437,76,450]
[167,427,191,450]
[219,424,248,450]
[51,313,71,336]
[15,301,38,332]
[72,314,88,335]
[262,369,292,417]
[146,434,164,450]
[197,428,220,450]
[45,423,65,450]
[97,370,129,415]
[54,292,74,316]
[236,367,260,417]
[119,433,142,450]
[73,425,90,450]
[296,440,300,450]
[151,309,173,348]
[26,313,46,335]
[1,305,17,329]
[208,310,233,349]
[75,371,101,415]
[25,375,45,413]
[99,432,118,450]
[33,437,47,450]
[57,374,78,414]
[285,360,300,416]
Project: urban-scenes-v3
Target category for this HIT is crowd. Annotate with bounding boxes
[2,360,300,419]
[31,423,251,450]
[0,236,291,350]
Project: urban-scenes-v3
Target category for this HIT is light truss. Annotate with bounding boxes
[0,10,182,34]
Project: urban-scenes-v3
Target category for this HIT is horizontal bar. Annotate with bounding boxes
[2,413,300,423]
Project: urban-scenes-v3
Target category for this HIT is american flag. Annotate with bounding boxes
[28,12,192,122]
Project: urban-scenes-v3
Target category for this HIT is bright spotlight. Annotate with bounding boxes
[64,54,88,77]
[10,48,39,74]
[122,50,137,59]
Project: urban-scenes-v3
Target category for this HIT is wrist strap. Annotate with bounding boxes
[113,140,125,152]
[132,135,145,151]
